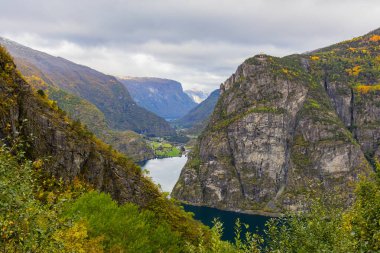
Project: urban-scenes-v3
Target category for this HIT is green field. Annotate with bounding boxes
[151,141,182,158]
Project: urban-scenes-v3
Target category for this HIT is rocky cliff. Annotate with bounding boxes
[172,29,380,213]
[119,77,197,119]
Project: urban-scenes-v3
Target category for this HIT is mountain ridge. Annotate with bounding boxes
[13,58,155,161]
[0,37,175,137]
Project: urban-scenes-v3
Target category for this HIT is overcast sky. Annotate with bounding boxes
[1,0,380,92]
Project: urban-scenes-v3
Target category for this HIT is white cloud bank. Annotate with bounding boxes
[1,0,380,91]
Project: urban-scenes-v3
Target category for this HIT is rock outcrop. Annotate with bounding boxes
[172,29,380,213]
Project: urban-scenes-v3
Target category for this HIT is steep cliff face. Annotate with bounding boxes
[313,29,380,164]
[119,77,197,119]
[0,37,175,137]
[172,29,380,213]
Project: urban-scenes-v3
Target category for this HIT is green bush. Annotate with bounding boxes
[0,143,98,252]
[65,191,182,252]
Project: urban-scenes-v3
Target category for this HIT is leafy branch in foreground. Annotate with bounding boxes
[264,163,380,253]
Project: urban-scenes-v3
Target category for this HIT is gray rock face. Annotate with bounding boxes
[172,54,372,213]
[324,78,380,163]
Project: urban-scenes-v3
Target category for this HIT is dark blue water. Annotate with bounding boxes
[183,204,272,242]
[140,156,273,242]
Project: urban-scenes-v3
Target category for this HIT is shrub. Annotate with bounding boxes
[65,191,182,252]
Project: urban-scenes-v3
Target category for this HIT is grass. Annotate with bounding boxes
[151,141,182,158]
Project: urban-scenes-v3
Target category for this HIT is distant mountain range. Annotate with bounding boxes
[174,89,220,133]
[185,90,209,103]
[0,37,194,161]
[119,77,197,120]
[0,37,175,138]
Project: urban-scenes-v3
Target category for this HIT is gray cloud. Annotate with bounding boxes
[1,0,380,91]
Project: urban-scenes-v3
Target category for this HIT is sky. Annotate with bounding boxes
[1,0,380,92]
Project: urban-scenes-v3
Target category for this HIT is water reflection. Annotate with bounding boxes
[141,156,187,193]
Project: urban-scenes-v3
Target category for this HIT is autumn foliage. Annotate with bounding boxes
[369,35,380,42]
[346,65,361,76]
[355,84,380,94]
[310,56,320,61]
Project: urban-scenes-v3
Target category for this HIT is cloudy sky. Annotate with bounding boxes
[1,0,380,92]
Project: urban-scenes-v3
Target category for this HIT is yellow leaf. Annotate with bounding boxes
[310,56,320,61]
[369,35,380,42]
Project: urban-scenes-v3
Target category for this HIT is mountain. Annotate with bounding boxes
[119,77,197,119]
[185,89,209,103]
[174,89,220,133]
[0,37,175,137]
[172,28,380,214]
[0,45,208,248]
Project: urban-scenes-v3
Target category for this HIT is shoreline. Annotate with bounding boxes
[180,202,283,218]
[138,153,186,165]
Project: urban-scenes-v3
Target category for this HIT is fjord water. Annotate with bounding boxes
[183,204,271,241]
[141,156,188,192]
[141,156,272,241]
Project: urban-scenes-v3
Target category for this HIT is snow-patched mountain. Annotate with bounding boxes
[174,89,220,133]
[119,77,197,120]
[185,89,209,103]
